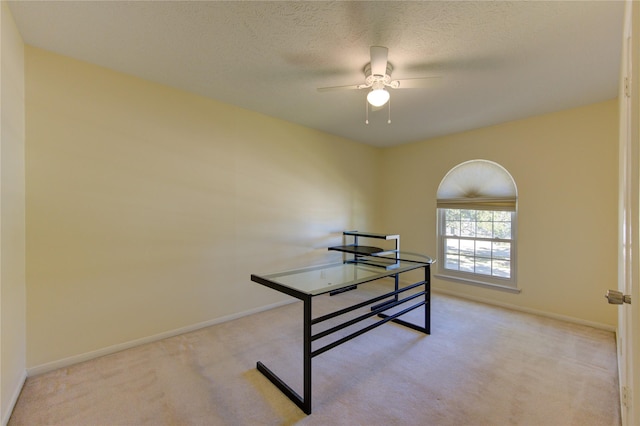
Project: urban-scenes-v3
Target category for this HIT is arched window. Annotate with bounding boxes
[436,160,518,292]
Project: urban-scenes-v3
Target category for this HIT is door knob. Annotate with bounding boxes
[605,289,631,304]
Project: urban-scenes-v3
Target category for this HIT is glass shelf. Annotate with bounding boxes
[328,244,395,256]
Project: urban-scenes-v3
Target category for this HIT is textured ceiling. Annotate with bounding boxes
[8,1,625,147]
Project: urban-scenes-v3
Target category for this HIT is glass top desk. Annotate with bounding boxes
[251,253,433,414]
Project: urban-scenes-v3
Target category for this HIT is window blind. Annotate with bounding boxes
[437,160,517,211]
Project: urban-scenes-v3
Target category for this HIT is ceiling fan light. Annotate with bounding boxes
[367,88,390,107]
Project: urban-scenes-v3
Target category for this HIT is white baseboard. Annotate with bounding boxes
[2,370,27,426]
[26,285,616,377]
[432,287,616,332]
[27,299,295,377]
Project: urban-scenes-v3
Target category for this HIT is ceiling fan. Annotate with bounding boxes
[317,46,440,111]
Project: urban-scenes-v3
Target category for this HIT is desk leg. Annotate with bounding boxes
[376,265,431,335]
[303,294,312,414]
[424,264,431,334]
[256,294,313,415]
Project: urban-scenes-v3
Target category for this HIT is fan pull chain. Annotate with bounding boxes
[388,98,391,124]
[365,98,369,124]
[364,97,392,124]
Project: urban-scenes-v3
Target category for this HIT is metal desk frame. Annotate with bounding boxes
[251,254,432,414]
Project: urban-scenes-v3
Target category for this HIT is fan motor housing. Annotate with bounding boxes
[364,62,393,85]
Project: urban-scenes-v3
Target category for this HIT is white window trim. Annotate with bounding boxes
[434,271,521,293]
[435,207,519,293]
[435,159,519,293]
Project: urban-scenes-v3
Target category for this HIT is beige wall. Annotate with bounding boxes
[24,44,620,371]
[0,2,26,423]
[380,99,619,328]
[25,47,381,370]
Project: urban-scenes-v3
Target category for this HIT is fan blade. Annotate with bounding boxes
[392,76,441,89]
[317,84,363,92]
[370,46,388,77]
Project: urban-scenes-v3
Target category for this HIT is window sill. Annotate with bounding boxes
[434,273,521,294]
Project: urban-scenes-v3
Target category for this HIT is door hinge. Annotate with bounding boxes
[623,386,632,407]
[625,77,631,98]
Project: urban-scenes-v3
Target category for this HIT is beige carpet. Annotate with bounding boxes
[9,282,620,425]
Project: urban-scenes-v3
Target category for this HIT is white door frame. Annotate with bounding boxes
[618,1,639,425]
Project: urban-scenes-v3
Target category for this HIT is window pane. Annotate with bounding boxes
[475,240,491,258]
[445,209,461,221]
[460,255,474,272]
[445,254,459,270]
[460,221,476,237]
[446,221,460,236]
[476,221,492,238]
[494,220,511,239]
[460,210,476,221]
[492,242,511,260]
[460,240,474,256]
[492,260,511,278]
[475,258,491,275]
[476,210,492,221]
[445,238,459,254]
[493,211,510,221]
